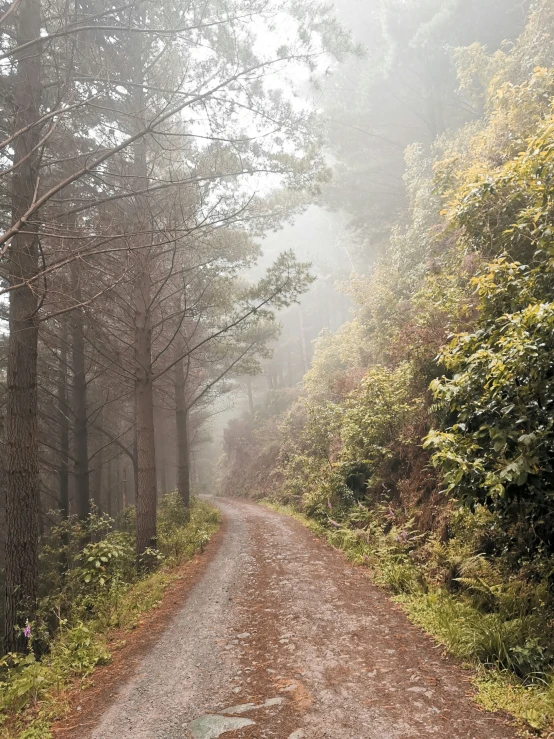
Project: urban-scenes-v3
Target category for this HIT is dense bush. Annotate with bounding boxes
[427,116,554,550]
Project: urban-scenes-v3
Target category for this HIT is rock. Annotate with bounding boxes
[221,696,284,715]
[237,632,251,639]
[187,714,255,739]
[262,697,284,707]
[288,731,305,739]
[221,703,257,715]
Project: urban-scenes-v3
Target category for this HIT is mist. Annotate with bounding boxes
[3,0,554,734]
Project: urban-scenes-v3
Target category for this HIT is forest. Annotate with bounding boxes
[2,0,554,737]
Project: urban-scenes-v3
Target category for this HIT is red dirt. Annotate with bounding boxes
[55,499,522,739]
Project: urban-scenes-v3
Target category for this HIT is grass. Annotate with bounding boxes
[265,499,554,736]
[0,498,221,739]
[475,671,554,733]
[261,501,325,535]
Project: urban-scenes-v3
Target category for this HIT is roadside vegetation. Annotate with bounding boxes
[221,4,554,734]
[0,496,220,739]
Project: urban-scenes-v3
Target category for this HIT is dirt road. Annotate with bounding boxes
[90,498,517,739]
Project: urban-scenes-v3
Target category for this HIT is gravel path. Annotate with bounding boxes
[90,498,517,739]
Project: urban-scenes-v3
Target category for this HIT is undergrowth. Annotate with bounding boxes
[264,501,554,735]
[0,495,220,739]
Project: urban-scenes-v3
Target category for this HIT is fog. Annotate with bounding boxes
[0,0,546,663]
[192,0,533,489]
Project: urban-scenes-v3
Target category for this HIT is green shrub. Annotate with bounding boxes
[0,496,221,738]
[158,494,220,564]
[0,654,51,713]
[80,533,135,588]
[48,623,110,678]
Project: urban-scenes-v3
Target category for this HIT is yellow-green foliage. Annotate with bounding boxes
[303,319,368,397]
[279,363,420,520]
[158,495,220,565]
[475,671,554,732]
[426,104,554,545]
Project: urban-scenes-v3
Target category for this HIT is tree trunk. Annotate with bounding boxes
[130,18,157,557]
[133,425,139,503]
[71,264,90,520]
[134,269,157,556]
[298,306,309,374]
[91,408,103,512]
[122,462,128,510]
[159,433,167,498]
[115,457,121,515]
[174,331,191,508]
[91,441,103,513]
[57,342,69,519]
[4,0,43,653]
[286,347,293,387]
[246,377,254,416]
[106,459,113,518]
[155,408,167,497]
[176,407,190,507]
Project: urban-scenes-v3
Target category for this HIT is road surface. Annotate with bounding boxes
[90,498,516,739]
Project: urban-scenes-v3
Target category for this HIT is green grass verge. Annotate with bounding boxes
[264,500,554,736]
[0,498,221,739]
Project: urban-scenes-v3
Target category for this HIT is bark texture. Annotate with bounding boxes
[71,265,90,519]
[57,342,70,518]
[173,325,191,508]
[91,408,104,512]
[246,377,254,417]
[134,269,157,556]
[175,374,190,508]
[4,0,42,653]
[131,19,157,558]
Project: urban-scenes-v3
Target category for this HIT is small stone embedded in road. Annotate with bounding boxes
[288,731,305,739]
[187,714,255,739]
[220,702,257,715]
[263,697,284,707]
[221,696,285,715]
